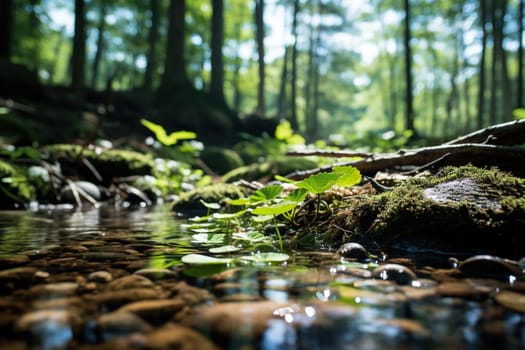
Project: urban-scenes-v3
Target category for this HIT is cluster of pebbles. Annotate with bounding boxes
[1,237,525,349]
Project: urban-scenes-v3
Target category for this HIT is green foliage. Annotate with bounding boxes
[275,120,305,145]
[513,109,525,120]
[141,119,197,146]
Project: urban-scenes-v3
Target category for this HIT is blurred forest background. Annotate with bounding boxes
[0,0,523,147]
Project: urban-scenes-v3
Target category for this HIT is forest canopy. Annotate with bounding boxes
[0,0,523,146]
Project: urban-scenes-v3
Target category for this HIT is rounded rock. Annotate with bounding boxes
[372,263,417,285]
[336,242,368,261]
[459,255,521,280]
[88,271,113,283]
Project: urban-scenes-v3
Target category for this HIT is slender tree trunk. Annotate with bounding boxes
[161,0,189,90]
[91,0,107,89]
[518,0,524,108]
[255,0,265,115]
[403,0,415,134]
[290,0,300,130]
[0,0,12,60]
[489,0,498,125]
[277,46,289,118]
[144,0,160,92]
[210,0,226,104]
[496,0,511,121]
[71,0,86,95]
[477,0,487,129]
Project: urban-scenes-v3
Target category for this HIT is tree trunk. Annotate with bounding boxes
[403,0,415,134]
[518,0,524,108]
[255,0,265,115]
[495,0,511,121]
[277,46,289,118]
[477,0,487,129]
[71,0,86,95]
[91,0,107,89]
[144,0,160,92]
[290,0,300,130]
[161,0,189,90]
[210,0,226,104]
[0,0,12,60]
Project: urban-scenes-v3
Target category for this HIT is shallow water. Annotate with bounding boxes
[0,206,524,350]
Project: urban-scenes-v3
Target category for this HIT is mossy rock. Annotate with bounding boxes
[323,165,525,256]
[200,147,244,175]
[171,183,248,216]
[0,160,35,209]
[222,157,318,183]
[42,144,155,184]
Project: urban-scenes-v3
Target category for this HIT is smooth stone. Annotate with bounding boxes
[459,255,521,280]
[0,255,30,267]
[134,268,177,280]
[494,290,525,313]
[336,242,368,261]
[0,267,38,282]
[88,271,113,283]
[106,274,153,291]
[60,181,102,203]
[86,288,159,310]
[422,178,501,210]
[186,301,287,348]
[170,282,215,306]
[144,323,219,350]
[435,281,492,299]
[372,264,417,285]
[30,282,78,297]
[15,309,82,346]
[118,299,185,325]
[97,311,153,341]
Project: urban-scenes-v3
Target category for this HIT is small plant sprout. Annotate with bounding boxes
[141,118,197,146]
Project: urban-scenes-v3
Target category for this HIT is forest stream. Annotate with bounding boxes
[0,204,524,350]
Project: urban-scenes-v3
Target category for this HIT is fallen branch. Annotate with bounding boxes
[445,119,525,146]
[287,143,525,179]
[286,149,374,158]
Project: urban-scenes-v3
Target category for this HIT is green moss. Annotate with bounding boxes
[0,160,35,208]
[171,183,248,215]
[222,157,318,183]
[42,144,155,183]
[200,147,244,175]
[322,165,525,255]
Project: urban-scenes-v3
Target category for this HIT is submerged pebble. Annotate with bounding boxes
[372,264,417,285]
[336,242,369,261]
[459,255,521,280]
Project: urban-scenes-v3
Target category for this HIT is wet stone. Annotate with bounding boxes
[97,311,153,341]
[30,282,79,298]
[88,271,113,283]
[0,267,38,282]
[436,281,492,299]
[372,264,417,286]
[494,290,525,313]
[86,288,160,310]
[459,255,522,280]
[15,309,82,347]
[134,268,177,281]
[144,323,219,350]
[0,254,30,267]
[336,242,369,261]
[118,299,185,325]
[106,274,154,291]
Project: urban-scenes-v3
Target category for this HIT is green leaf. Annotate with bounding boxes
[141,118,196,146]
[199,199,221,210]
[252,201,297,216]
[513,108,525,120]
[226,198,251,206]
[250,184,283,202]
[209,245,241,253]
[274,175,297,185]
[212,211,244,220]
[241,252,290,263]
[284,188,309,202]
[333,166,362,187]
[296,172,342,194]
[275,120,294,141]
[251,214,274,223]
[233,231,269,242]
[181,254,233,265]
[191,233,225,244]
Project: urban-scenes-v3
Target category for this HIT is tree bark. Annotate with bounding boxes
[277,46,289,118]
[91,0,107,89]
[0,0,12,60]
[71,0,86,95]
[517,0,524,108]
[403,0,415,134]
[255,0,265,115]
[477,0,487,129]
[210,0,226,104]
[161,0,189,90]
[290,0,300,130]
[144,0,160,92]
